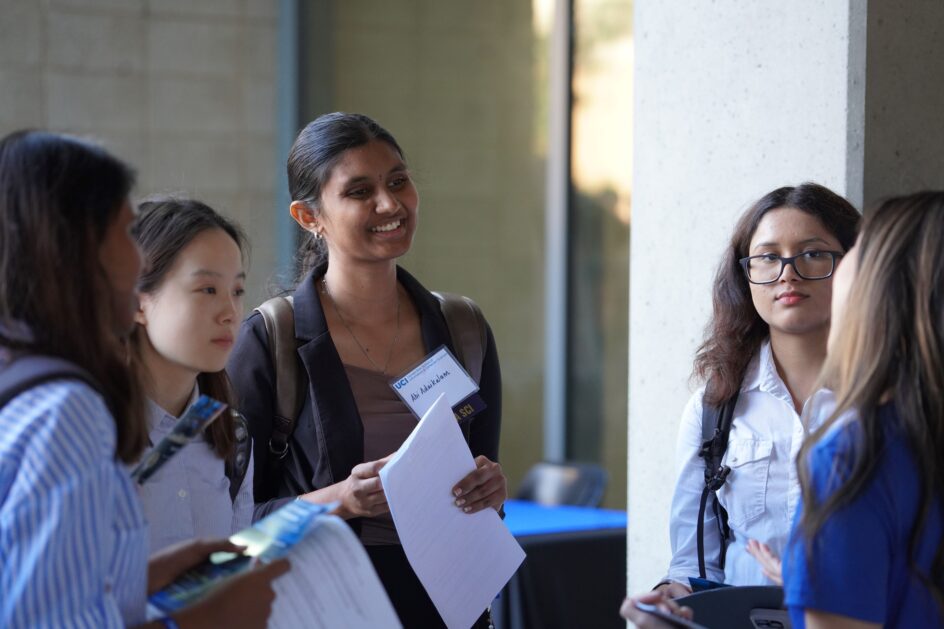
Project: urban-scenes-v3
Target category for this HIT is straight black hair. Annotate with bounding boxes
[287,112,405,282]
[131,197,248,459]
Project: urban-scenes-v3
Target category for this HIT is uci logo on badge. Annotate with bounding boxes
[388,346,479,419]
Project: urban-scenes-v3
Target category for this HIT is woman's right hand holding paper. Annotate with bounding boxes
[301,454,392,519]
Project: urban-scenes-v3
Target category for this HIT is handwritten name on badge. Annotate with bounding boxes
[390,346,479,419]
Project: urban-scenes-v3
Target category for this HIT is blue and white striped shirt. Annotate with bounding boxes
[0,379,148,628]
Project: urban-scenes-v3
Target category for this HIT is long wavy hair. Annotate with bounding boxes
[798,191,944,609]
[0,130,148,463]
[131,197,248,459]
[287,112,405,283]
[693,183,860,406]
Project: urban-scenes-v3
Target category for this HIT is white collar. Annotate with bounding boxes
[740,339,795,408]
[146,383,201,431]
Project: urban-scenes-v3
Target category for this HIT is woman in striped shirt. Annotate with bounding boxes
[0,131,287,628]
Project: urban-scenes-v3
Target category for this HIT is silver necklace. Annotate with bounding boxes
[322,278,401,374]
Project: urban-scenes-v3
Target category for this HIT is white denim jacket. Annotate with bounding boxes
[664,341,831,586]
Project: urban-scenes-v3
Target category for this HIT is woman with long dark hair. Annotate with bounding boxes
[0,131,286,628]
[130,197,254,552]
[783,192,944,627]
[228,112,506,627]
[654,183,859,596]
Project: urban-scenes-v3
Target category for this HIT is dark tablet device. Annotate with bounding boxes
[633,602,708,629]
[676,586,789,629]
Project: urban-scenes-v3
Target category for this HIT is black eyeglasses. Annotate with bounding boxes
[738,250,843,285]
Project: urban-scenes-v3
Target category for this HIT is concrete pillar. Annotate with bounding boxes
[628,0,865,594]
[629,0,944,595]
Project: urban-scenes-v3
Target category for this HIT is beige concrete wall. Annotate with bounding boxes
[863,0,944,206]
[0,0,280,307]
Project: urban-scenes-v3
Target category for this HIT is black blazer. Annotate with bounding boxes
[227,263,503,521]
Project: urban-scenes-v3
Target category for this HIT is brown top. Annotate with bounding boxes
[344,363,418,546]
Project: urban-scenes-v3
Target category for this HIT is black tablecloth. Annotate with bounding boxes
[493,528,626,629]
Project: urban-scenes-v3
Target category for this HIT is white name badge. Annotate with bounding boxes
[390,346,479,419]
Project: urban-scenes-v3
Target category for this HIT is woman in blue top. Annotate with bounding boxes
[783,191,944,627]
[0,130,286,628]
[129,198,254,552]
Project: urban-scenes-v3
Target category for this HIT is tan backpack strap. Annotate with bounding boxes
[254,295,301,458]
[432,292,487,385]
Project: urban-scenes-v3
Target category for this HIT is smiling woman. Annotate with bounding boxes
[297,139,419,271]
[228,112,505,628]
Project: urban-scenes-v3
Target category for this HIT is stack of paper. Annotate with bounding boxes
[380,394,526,629]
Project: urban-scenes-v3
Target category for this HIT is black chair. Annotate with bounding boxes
[514,461,608,507]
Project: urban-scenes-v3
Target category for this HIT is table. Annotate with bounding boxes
[493,500,627,629]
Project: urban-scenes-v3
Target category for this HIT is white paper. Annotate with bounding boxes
[268,516,401,629]
[379,394,526,629]
[390,347,478,418]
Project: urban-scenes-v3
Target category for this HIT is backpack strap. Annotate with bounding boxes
[254,296,303,459]
[432,292,487,385]
[696,389,740,579]
[0,354,101,410]
[225,411,252,503]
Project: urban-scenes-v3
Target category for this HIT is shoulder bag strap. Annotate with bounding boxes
[0,354,100,410]
[431,292,487,385]
[696,389,740,579]
[254,296,303,459]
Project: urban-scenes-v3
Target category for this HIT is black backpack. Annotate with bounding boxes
[696,390,740,579]
[224,412,251,503]
[0,353,250,503]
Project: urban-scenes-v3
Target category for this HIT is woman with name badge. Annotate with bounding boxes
[228,112,505,628]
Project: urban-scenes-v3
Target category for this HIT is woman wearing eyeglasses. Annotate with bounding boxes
[650,183,860,598]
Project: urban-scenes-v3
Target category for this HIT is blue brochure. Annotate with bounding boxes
[129,395,226,485]
[148,500,334,614]
[688,576,732,592]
